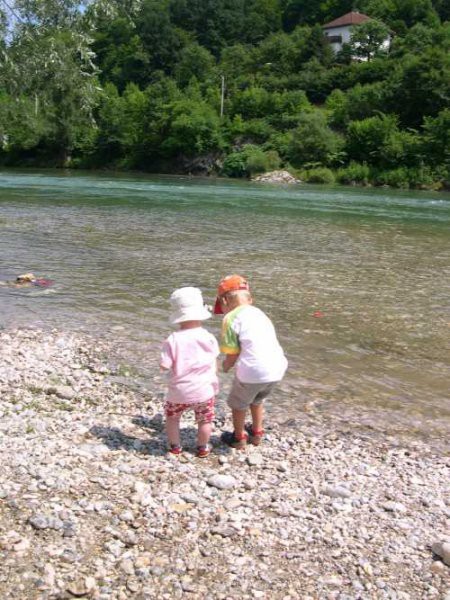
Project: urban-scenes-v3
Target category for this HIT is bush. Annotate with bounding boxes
[287,110,343,167]
[337,162,371,185]
[222,151,248,177]
[373,168,411,188]
[302,167,335,184]
[222,144,280,177]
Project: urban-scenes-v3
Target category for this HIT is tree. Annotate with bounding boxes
[422,109,450,168]
[360,0,439,29]
[350,20,391,62]
[1,1,99,164]
[92,17,150,90]
[287,110,343,166]
[387,47,450,127]
[137,0,184,73]
[175,43,216,87]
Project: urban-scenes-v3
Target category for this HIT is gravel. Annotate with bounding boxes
[0,327,449,599]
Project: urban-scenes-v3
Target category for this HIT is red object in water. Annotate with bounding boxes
[33,278,54,288]
[313,310,324,318]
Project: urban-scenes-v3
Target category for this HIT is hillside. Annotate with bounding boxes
[0,0,449,189]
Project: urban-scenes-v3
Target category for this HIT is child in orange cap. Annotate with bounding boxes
[214,275,287,448]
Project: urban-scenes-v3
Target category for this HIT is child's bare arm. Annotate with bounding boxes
[223,353,239,373]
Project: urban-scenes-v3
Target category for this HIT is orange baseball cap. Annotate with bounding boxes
[213,274,250,314]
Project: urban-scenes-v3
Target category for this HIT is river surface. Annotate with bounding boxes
[1,170,449,443]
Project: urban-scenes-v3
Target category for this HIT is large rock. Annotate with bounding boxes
[207,474,237,490]
[432,541,450,566]
[253,170,301,184]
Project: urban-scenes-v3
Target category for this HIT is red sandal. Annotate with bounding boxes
[245,424,264,446]
[196,445,211,458]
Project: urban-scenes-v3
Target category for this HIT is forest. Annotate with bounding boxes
[0,0,449,189]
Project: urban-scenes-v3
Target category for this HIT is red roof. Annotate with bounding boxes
[323,11,371,29]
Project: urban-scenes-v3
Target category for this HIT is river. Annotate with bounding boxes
[1,170,449,444]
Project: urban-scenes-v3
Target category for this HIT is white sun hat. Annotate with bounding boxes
[169,287,211,325]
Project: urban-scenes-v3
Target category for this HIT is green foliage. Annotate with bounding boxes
[175,43,216,87]
[287,110,343,167]
[0,0,448,188]
[301,167,335,184]
[222,144,280,177]
[345,114,413,167]
[349,20,391,62]
[422,109,450,168]
[337,162,371,185]
[160,96,224,157]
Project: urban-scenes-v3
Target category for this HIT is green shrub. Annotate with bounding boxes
[222,151,248,177]
[337,162,371,185]
[373,168,411,188]
[302,167,335,184]
[222,145,281,177]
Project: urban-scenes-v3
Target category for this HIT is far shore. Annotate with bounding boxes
[1,165,450,194]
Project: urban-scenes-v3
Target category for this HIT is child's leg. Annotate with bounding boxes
[195,398,215,447]
[165,415,181,447]
[164,402,184,448]
[197,421,212,446]
[250,403,264,433]
[232,408,247,438]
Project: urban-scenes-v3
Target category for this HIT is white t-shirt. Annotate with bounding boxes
[220,305,288,384]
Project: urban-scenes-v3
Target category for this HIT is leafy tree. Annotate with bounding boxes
[1,1,99,164]
[432,0,450,22]
[175,43,216,87]
[287,110,343,167]
[137,0,184,73]
[92,17,149,90]
[350,20,391,62]
[360,0,439,29]
[387,47,450,127]
[422,109,450,168]
[160,93,224,157]
[345,113,419,167]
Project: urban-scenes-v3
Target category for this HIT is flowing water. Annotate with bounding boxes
[1,170,449,443]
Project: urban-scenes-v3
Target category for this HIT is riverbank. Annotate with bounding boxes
[0,328,449,599]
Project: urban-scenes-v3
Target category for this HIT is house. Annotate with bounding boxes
[323,11,389,56]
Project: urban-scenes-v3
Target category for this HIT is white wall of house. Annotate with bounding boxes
[324,25,352,53]
[324,25,391,57]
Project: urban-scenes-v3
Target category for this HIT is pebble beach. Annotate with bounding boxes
[0,328,449,600]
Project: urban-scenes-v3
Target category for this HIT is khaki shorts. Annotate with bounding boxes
[227,378,278,411]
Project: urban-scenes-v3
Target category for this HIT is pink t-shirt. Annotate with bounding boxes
[160,328,219,404]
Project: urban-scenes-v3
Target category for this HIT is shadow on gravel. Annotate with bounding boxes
[89,424,167,456]
[90,411,230,458]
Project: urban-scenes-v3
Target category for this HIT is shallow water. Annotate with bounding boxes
[1,170,449,441]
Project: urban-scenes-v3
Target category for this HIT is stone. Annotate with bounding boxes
[52,385,75,400]
[67,580,89,597]
[210,527,237,538]
[247,454,263,467]
[13,538,30,553]
[207,474,237,490]
[382,501,407,513]
[322,485,352,499]
[432,541,450,566]
[28,514,49,530]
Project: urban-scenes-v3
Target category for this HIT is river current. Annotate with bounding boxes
[1,170,449,443]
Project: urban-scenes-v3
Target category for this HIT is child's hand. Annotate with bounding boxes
[222,354,239,373]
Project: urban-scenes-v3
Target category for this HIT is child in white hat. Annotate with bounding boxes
[160,287,219,457]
